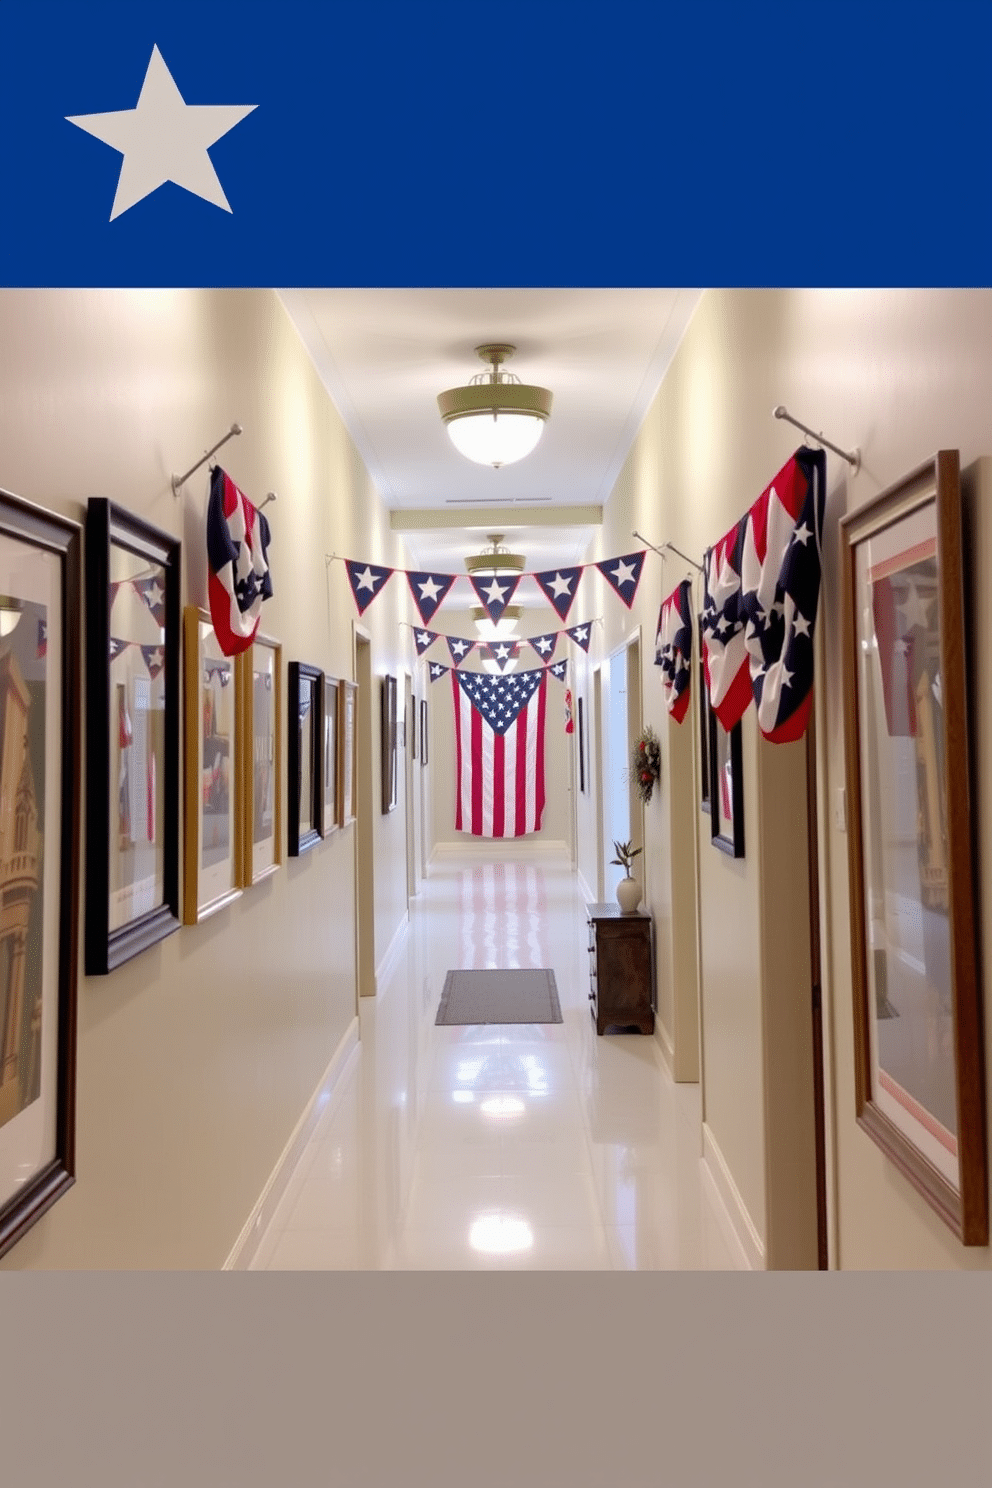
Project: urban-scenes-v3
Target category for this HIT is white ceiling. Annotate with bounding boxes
[278,288,700,582]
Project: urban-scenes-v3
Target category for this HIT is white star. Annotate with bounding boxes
[572,627,589,642]
[416,631,430,647]
[610,559,637,588]
[494,644,510,660]
[450,639,468,656]
[792,613,811,638]
[536,637,553,653]
[144,580,164,609]
[548,572,573,599]
[418,576,442,603]
[791,522,813,546]
[897,582,931,632]
[780,666,794,688]
[353,566,381,593]
[66,46,257,221]
[481,578,508,605]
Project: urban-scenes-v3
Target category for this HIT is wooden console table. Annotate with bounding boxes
[586,903,655,1035]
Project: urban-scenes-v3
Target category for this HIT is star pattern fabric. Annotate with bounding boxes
[451,668,548,838]
[655,579,693,724]
[596,550,646,609]
[534,566,582,623]
[406,570,457,625]
[346,559,394,616]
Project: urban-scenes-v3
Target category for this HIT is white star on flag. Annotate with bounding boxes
[610,559,637,587]
[536,637,552,653]
[791,522,813,546]
[66,45,257,221]
[416,631,430,646]
[548,573,573,598]
[897,582,931,631]
[418,576,442,602]
[354,566,380,593]
[450,639,467,656]
[792,612,811,638]
[145,580,164,608]
[494,644,510,660]
[482,578,507,604]
[573,627,588,642]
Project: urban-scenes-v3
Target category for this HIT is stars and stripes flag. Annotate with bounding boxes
[655,579,693,723]
[739,446,826,743]
[701,516,750,731]
[451,667,548,838]
[868,542,938,737]
[207,466,273,656]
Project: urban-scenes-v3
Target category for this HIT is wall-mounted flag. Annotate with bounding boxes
[452,667,547,838]
[701,518,749,730]
[655,578,693,723]
[207,466,273,656]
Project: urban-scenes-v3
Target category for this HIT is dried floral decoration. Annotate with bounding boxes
[632,725,661,804]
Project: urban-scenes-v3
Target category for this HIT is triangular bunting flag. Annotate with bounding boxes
[469,573,521,624]
[480,642,520,672]
[534,566,582,623]
[133,574,167,627]
[549,659,568,681]
[428,660,450,683]
[412,627,438,655]
[346,559,394,616]
[140,644,166,680]
[596,550,646,609]
[446,635,475,666]
[406,570,457,625]
[565,622,592,652]
[655,579,693,724]
[527,631,559,661]
[36,618,47,659]
[109,636,129,661]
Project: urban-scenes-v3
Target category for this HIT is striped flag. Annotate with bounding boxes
[451,667,547,838]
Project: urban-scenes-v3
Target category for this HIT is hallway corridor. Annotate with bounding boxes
[252,854,740,1270]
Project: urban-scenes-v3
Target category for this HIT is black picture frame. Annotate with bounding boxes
[288,662,323,855]
[381,674,398,812]
[708,708,744,857]
[85,499,180,975]
[0,487,81,1257]
[420,697,428,767]
[698,624,711,814]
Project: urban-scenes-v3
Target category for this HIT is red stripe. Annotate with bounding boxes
[514,705,528,835]
[534,674,547,830]
[470,702,483,836]
[493,729,505,838]
[452,673,463,831]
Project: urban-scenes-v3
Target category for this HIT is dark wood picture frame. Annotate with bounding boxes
[708,707,744,857]
[0,488,81,1258]
[381,674,398,813]
[288,662,322,855]
[840,449,987,1244]
[85,499,180,975]
[698,636,711,814]
[420,697,428,767]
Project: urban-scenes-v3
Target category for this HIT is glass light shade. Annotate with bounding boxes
[446,411,545,468]
[483,659,518,676]
[474,616,519,641]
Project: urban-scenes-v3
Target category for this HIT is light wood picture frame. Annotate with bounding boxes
[840,449,987,1244]
[241,632,282,885]
[183,607,243,923]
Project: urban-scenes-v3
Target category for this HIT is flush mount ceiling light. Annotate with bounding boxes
[437,345,553,468]
[466,536,525,637]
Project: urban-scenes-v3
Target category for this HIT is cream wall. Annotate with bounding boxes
[0,289,413,1268]
[428,610,575,855]
[581,288,992,1270]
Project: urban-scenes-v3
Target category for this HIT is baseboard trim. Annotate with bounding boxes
[374,910,410,994]
[224,1017,360,1270]
[655,1018,675,1077]
[430,838,571,861]
[701,1122,766,1271]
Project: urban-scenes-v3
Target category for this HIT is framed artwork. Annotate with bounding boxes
[577,695,586,793]
[85,500,180,974]
[338,679,357,826]
[240,632,282,885]
[420,697,428,767]
[698,638,711,814]
[0,489,81,1259]
[708,708,744,857]
[288,663,322,855]
[840,449,987,1244]
[183,608,243,923]
[381,674,398,813]
[323,674,339,837]
[410,694,417,762]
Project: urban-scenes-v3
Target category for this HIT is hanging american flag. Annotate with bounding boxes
[701,517,749,730]
[739,446,826,743]
[207,466,273,656]
[452,667,548,838]
[655,578,693,723]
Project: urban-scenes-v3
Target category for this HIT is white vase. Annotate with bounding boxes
[616,875,641,915]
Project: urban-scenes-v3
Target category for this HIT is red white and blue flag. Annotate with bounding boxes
[445,635,474,666]
[701,517,750,731]
[346,560,393,615]
[412,626,438,655]
[452,667,547,838]
[655,578,693,723]
[596,550,646,609]
[739,447,825,743]
[207,466,273,656]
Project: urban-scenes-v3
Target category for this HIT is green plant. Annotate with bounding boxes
[610,839,643,878]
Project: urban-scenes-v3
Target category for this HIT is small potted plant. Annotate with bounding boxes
[611,838,643,915]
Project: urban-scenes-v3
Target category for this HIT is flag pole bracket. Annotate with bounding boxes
[171,423,243,496]
[633,531,703,573]
[773,405,860,473]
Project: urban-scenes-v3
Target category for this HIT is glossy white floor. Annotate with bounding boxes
[252,854,742,1270]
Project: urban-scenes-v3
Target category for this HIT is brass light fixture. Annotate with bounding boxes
[437,345,553,468]
[465,535,524,639]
